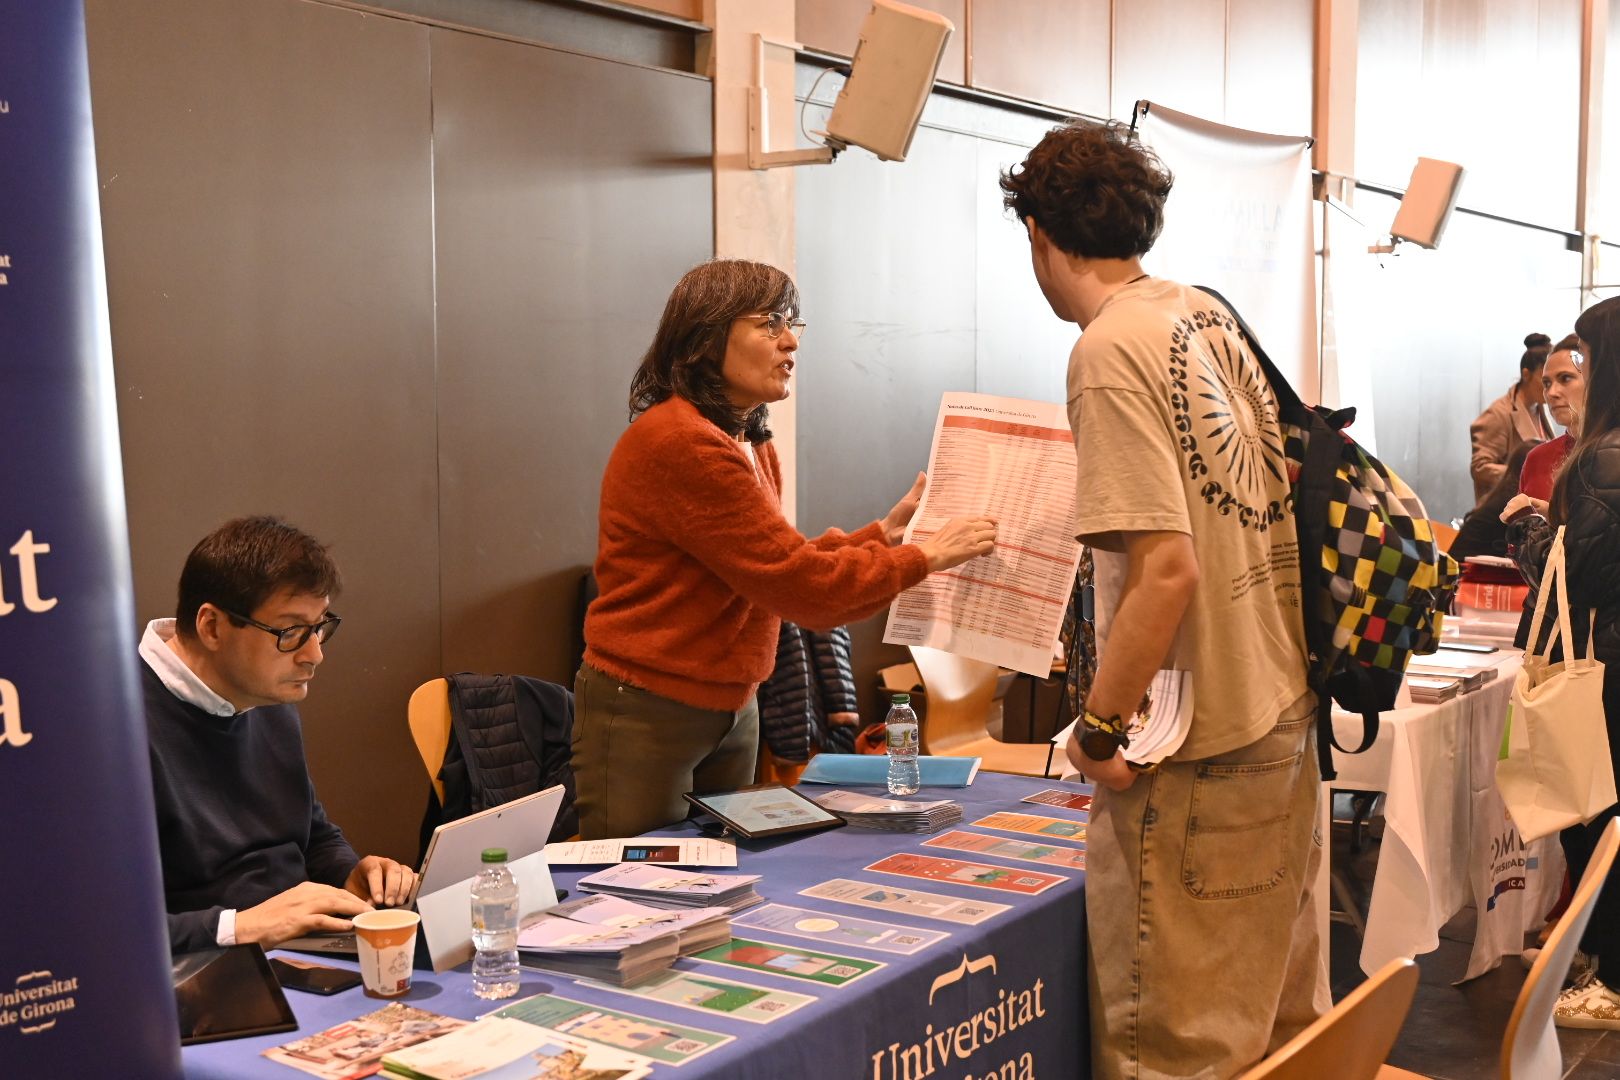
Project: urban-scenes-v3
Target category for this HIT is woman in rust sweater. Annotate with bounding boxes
[576,259,997,838]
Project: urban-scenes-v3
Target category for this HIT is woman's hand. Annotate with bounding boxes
[1500,493,1548,523]
[881,472,927,545]
[918,517,997,571]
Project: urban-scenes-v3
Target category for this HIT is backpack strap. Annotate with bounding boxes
[1194,285,1366,782]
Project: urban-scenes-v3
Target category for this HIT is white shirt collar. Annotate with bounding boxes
[139,619,238,717]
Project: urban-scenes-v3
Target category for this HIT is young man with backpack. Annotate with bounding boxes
[1003,120,1329,1079]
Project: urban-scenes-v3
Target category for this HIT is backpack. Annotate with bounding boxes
[1198,287,1461,780]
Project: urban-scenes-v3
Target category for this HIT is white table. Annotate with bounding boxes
[1329,651,1566,980]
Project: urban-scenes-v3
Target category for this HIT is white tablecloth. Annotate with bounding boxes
[1328,652,1566,980]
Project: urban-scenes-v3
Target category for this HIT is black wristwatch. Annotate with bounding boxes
[1078,710,1130,762]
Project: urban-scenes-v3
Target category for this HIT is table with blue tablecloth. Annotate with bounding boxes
[182,771,1090,1079]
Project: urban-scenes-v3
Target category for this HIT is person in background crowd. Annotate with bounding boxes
[142,516,416,953]
[1520,333,1589,504]
[1449,440,1542,562]
[1505,296,1620,1029]
[1470,332,1554,504]
[1003,120,1324,1079]
[576,259,997,840]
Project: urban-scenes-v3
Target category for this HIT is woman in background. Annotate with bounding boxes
[1520,333,1589,504]
[1505,297,1620,1030]
[1470,331,1554,505]
[575,259,996,839]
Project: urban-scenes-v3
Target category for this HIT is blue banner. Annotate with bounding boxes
[0,1,181,1074]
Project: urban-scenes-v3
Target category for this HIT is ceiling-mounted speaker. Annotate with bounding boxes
[1390,157,1466,249]
[823,0,954,163]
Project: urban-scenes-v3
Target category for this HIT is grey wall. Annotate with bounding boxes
[86,0,711,863]
[794,74,1075,718]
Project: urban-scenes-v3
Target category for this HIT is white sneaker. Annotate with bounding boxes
[1554,974,1620,1030]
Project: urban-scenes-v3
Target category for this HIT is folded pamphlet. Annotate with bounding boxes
[514,912,679,986]
[548,893,731,956]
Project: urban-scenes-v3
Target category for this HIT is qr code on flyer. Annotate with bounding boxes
[668,1038,707,1054]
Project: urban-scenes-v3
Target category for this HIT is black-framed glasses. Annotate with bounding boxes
[221,608,341,652]
[744,311,807,341]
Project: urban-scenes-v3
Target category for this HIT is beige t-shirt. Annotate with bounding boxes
[1068,278,1308,760]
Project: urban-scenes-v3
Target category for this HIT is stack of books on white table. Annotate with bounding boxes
[578,863,764,913]
[810,789,963,833]
[1405,675,1462,704]
[549,893,731,956]
[1407,646,1502,694]
[514,911,680,986]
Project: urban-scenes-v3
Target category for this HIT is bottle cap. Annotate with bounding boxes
[890,693,910,704]
[481,847,508,863]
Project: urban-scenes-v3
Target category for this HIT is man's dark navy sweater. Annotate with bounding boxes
[141,661,358,952]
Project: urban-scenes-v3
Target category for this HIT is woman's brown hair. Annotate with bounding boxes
[629,259,800,444]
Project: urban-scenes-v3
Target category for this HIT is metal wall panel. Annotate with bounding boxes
[798,0,967,85]
[1226,0,1314,136]
[1356,0,1581,229]
[1111,0,1227,122]
[795,85,1073,718]
[429,30,713,683]
[967,0,1111,117]
[85,0,439,862]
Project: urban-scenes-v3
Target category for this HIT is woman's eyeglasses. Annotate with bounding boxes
[745,312,807,340]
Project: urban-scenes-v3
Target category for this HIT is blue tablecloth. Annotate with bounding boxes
[182,772,1089,1078]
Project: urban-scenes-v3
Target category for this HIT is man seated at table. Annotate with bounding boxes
[141,515,415,953]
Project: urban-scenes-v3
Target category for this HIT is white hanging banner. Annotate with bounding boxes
[1134,101,1319,402]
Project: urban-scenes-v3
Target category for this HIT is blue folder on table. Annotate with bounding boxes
[798,753,982,787]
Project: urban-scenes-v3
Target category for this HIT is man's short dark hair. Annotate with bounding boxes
[175,516,341,638]
[1000,119,1174,260]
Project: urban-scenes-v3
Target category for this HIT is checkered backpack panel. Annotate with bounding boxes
[1286,425,1461,672]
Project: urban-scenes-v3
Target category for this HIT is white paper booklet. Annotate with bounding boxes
[380,1016,652,1080]
[882,392,1083,677]
[542,837,738,867]
[1052,668,1192,767]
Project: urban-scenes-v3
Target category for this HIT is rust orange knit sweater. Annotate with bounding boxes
[583,397,931,711]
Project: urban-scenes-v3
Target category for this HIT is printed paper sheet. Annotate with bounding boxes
[969,811,1087,844]
[883,392,1082,677]
[688,937,884,987]
[863,852,1066,895]
[582,969,816,1025]
[800,879,1009,926]
[1021,789,1093,814]
[493,994,731,1066]
[922,830,1087,871]
[731,903,949,955]
[542,837,738,868]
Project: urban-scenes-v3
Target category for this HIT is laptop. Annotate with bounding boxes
[282,783,565,955]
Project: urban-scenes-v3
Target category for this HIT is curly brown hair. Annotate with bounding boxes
[1000,119,1174,259]
[629,259,799,445]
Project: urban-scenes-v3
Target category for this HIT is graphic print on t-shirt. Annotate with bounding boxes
[1169,307,1290,535]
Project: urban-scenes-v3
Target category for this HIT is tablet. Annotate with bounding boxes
[683,784,845,839]
[172,944,298,1045]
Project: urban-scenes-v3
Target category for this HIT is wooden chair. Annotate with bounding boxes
[1241,957,1419,1080]
[907,646,1053,777]
[1377,817,1620,1080]
[407,677,452,804]
[1430,518,1460,555]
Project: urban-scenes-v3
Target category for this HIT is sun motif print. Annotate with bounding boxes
[1168,306,1291,533]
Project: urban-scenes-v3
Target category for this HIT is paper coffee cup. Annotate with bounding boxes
[352,909,420,998]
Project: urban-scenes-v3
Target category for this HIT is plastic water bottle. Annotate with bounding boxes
[470,847,520,999]
[886,693,920,796]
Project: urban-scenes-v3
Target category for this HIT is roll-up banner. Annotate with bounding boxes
[0,2,182,1075]
[1135,101,1320,403]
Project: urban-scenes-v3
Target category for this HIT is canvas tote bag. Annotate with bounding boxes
[1497,526,1617,841]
